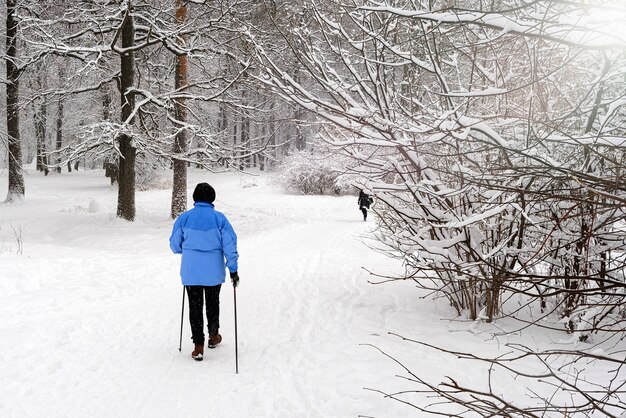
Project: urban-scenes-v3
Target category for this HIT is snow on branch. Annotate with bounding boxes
[360,2,626,50]
[248,1,626,414]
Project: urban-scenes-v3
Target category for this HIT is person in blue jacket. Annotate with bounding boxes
[169,182,240,361]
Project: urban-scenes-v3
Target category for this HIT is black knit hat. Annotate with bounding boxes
[193,182,216,203]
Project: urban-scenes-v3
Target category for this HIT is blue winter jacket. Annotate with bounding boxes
[169,202,239,286]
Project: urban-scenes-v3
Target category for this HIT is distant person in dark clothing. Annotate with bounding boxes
[358,190,373,221]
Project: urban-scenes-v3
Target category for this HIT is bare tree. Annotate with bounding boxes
[32,61,49,175]
[4,0,25,202]
[116,3,138,221]
[29,0,282,219]
[54,66,64,174]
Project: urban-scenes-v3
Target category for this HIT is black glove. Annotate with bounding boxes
[230,271,240,288]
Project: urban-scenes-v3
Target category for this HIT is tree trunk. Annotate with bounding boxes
[267,100,276,170]
[233,116,239,169]
[293,72,305,151]
[103,85,112,121]
[5,0,25,201]
[218,101,228,166]
[242,112,250,168]
[55,68,64,174]
[117,4,137,221]
[102,85,118,184]
[259,123,265,171]
[34,73,49,175]
[294,108,305,151]
[170,0,189,219]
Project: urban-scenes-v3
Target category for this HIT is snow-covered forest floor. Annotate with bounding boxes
[0,169,619,417]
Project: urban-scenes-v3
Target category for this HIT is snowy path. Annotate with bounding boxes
[6,170,607,417]
[1,171,437,417]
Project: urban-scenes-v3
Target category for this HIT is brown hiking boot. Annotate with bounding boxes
[191,344,204,361]
[208,334,222,349]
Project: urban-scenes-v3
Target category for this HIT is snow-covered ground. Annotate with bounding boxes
[0,169,620,417]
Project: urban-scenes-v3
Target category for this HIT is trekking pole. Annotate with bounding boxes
[233,284,239,374]
[178,286,185,352]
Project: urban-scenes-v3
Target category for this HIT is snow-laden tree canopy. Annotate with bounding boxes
[251,0,626,415]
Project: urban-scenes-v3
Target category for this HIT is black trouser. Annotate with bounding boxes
[186,284,221,345]
[360,207,368,220]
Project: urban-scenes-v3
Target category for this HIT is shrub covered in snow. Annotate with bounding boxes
[258,4,626,416]
[136,157,172,191]
[275,149,356,195]
[239,177,259,189]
